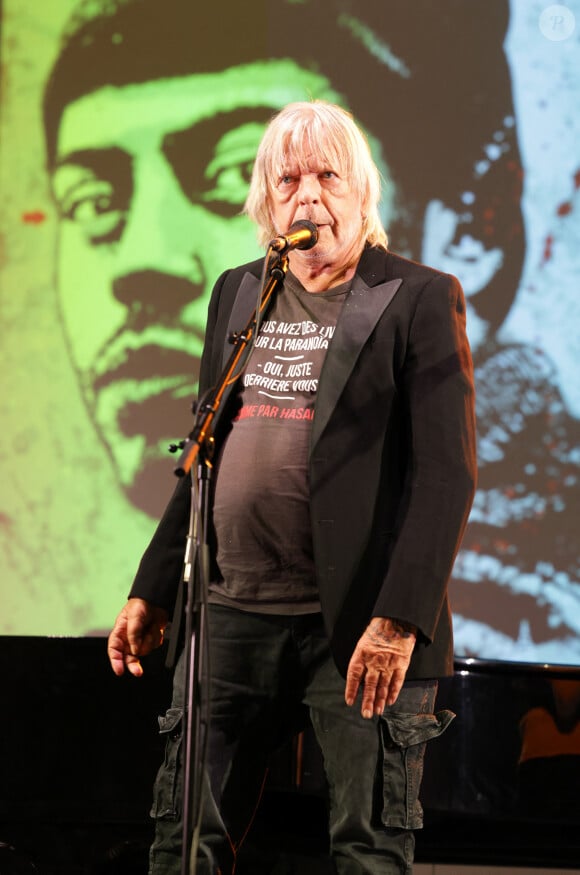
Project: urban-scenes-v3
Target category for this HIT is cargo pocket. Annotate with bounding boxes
[379,709,455,830]
[150,707,183,821]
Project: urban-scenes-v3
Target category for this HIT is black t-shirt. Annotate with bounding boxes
[209,270,350,614]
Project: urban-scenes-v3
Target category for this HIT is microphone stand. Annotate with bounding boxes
[172,248,290,875]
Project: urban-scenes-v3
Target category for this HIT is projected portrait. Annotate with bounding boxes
[42,0,522,514]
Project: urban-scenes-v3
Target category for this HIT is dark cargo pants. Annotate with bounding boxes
[148,605,453,874]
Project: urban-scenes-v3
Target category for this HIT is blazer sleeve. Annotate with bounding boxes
[371,272,477,642]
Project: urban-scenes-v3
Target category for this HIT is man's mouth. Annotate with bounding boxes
[87,341,204,486]
[107,377,197,440]
[92,342,199,392]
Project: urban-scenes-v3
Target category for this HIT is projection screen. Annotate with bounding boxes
[1,0,579,666]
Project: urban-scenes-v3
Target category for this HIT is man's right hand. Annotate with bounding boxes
[107,598,169,677]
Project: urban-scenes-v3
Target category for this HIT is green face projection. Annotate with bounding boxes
[51,61,344,514]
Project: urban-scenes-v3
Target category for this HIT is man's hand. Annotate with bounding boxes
[107,598,169,677]
[345,617,417,718]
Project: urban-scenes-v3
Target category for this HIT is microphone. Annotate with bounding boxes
[269,219,318,252]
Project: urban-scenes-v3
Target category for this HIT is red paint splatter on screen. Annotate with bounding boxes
[21,211,46,224]
[493,539,513,555]
[539,168,579,267]
[541,234,553,265]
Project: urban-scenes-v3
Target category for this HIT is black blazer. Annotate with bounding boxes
[130,246,477,679]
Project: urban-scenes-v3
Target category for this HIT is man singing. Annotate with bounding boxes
[108,100,477,874]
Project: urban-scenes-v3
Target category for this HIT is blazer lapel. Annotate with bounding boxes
[310,273,402,450]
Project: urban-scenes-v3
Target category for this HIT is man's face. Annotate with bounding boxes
[269,157,365,280]
[52,60,342,514]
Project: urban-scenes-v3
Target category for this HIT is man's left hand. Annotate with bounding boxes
[345,617,417,718]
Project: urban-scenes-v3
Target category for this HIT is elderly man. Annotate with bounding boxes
[108,100,476,874]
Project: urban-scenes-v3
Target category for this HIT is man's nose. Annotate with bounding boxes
[297,173,322,205]
[112,269,203,321]
[111,152,206,312]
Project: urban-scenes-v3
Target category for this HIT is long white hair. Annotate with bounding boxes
[244,100,388,250]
